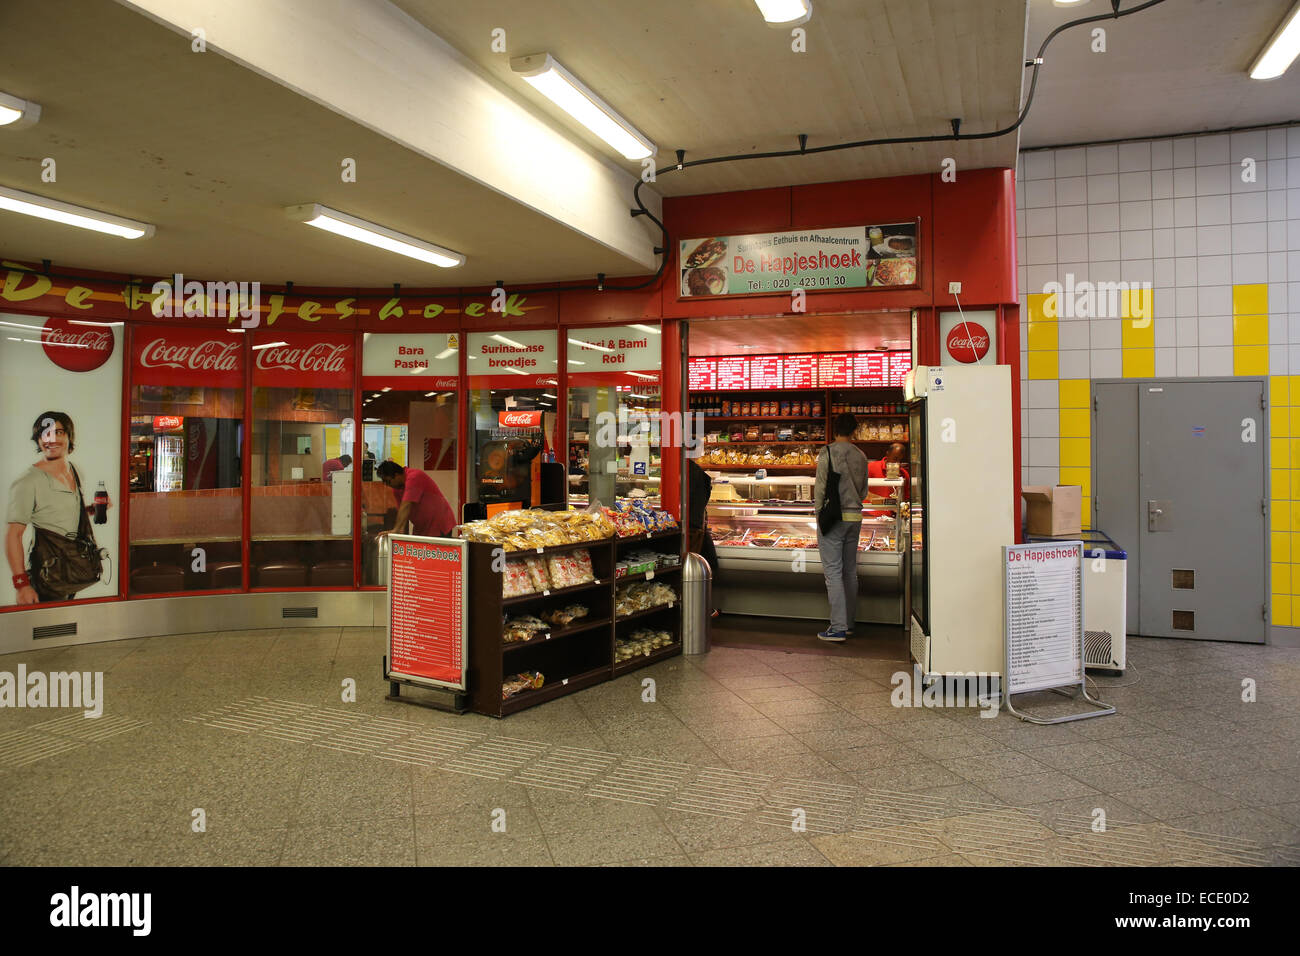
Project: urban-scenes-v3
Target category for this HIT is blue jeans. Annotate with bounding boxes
[817,520,862,632]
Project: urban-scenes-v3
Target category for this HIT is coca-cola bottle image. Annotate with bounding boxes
[93,481,109,525]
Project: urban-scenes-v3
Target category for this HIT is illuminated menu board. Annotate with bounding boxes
[783,354,817,389]
[853,352,887,386]
[688,358,716,390]
[817,353,853,388]
[716,356,751,389]
[750,356,781,389]
[889,352,911,384]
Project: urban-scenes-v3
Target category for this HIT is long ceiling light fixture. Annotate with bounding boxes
[1250,0,1300,79]
[285,203,465,267]
[0,91,40,129]
[510,53,656,161]
[0,184,153,238]
[754,0,812,26]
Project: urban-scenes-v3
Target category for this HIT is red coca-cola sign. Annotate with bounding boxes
[41,318,115,372]
[498,410,542,428]
[251,332,353,388]
[946,323,991,363]
[153,415,184,431]
[133,326,244,388]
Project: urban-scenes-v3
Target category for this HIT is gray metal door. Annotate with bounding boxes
[1137,381,1265,641]
[1093,383,1141,635]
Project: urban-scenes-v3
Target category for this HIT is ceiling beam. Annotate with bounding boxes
[113,0,662,270]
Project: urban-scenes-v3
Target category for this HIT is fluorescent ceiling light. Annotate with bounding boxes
[0,184,153,239]
[629,324,660,335]
[491,333,526,349]
[1251,1,1300,79]
[754,0,812,26]
[1052,0,1089,5]
[435,347,457,359]
[381,387,391,392]
[568,359,586,365]
[543,393,557,398]
[251,341,287,351]
[285,203,464,267]
[506,367,526,375]
[0,91,40,129]
[569,337,613,352]
[424,391,436,397]
[511,53,656,161]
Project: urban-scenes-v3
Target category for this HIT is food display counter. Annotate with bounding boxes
[705,474,906,624]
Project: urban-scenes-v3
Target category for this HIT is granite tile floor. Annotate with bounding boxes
[2,624,1299,867]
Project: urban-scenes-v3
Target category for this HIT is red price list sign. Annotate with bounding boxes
[387,538,466,688]
[852,352,886,387]
[715,356,750,389]
[817,353,852,388]
[750,355,781,389]
[687,358,716,390]
[783,354,816,388]
[889,352,911,384]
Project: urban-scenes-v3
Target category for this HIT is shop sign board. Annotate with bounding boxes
[678,222,918,299]
[687,351,910,389]
[498,410,542,428]
[466,329,558,389]
[939,310,995,365]
[565,325,661,386]
[1004,542,1084,694]
[362,332,459,388]
[133,325,244,388]
[251,330,354,388]
[386,535,467,690]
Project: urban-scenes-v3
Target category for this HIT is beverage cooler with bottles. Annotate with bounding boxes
[906,364,1014,677]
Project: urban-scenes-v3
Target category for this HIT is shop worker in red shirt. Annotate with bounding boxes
[321,454,351,484]
[376,460,455,538]
[865,442,909,515]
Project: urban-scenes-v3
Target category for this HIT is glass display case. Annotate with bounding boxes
[702,473,906,623]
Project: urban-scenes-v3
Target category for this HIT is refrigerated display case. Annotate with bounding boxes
[905,364,1014,677]
[154,435,184,492]
[704,474,906,623]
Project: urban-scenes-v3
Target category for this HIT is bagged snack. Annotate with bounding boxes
[502,671,544,699]
[524,555,550,591]
[502,559,535,598]
[542,603,589,627]
[503,615,548,643]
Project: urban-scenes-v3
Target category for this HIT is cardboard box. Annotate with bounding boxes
[1022,485,1082,536]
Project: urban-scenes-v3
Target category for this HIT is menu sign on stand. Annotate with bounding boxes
[1002,542,1114,724]
[386,535,468,692]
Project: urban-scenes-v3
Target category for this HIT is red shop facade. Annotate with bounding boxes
[0,168,1020,642]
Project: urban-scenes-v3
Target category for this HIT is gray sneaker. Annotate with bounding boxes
[817,628,848,642]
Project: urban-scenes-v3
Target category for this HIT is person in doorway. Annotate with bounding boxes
[814,414,869,642]
[376,460,455,538]
[6,411,100,605]
[321,454,352,484]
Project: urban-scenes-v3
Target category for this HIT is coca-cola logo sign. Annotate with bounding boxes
[946,323,991,363]
[153,415,184,431]
[140,337,240,373]
[498,410,542,428]
[254,343,349,373]
[41,318,115,372]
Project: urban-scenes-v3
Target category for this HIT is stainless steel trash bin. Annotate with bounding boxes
[682,552,712,655]
[376,533,391,588]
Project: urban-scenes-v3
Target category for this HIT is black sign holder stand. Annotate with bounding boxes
[382,656,467,714]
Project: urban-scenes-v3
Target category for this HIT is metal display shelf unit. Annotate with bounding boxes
[705,474,906,625]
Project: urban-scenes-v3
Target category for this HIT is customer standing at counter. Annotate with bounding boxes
[376,460,455,538]
[814,414,869,642]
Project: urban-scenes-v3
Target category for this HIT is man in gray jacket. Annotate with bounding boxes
[814,414,869,642]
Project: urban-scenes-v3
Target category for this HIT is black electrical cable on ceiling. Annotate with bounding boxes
[5,0,1167,300]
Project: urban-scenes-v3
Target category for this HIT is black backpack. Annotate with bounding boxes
[817,445,841,534]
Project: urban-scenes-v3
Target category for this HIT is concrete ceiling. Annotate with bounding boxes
[1020,0,1300,148]
[390,0,1028,196]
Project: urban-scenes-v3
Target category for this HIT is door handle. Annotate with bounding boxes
[1148,499,1171,531]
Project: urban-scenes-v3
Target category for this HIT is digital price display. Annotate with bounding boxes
[749,355,782,389]
[783,354,817,389]
[889,352,911,384]
[716,356,751,390]
[817,353,853,388]
[687,358,716,390]
[853,352,887,387]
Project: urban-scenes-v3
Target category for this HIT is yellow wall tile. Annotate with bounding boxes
[1081,496,1091,524]
[1272,468,1290,499]
[1272,438,1291,468]
[1291,439,1300,465]
[1027,292,1057,323]
[1292,595,1300,625]
[1272,504,1290,532]
[1058,466,1091,496]
[1270,375,1289,408]
[1121,318,1155,349]
[1275,597,1292,626]
[1292,565,1300,595]
[1120,287,1154,321]
[1059,438,1090,468]
[1291,470,1300,499]
[1027,321,1059,351]
[1233,314,1268,346]
[1271,406,1289,439]
[1273,564,1291,594]
[1233,283,1268,316]
[1123,349,1155,377]
[1027,351,1059,380]
[1234,346,1268,377]
[1059,379,1090,408]
[1291,501,1300,529]
[1274,531,1291,562]
[1059,408,1090,438]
